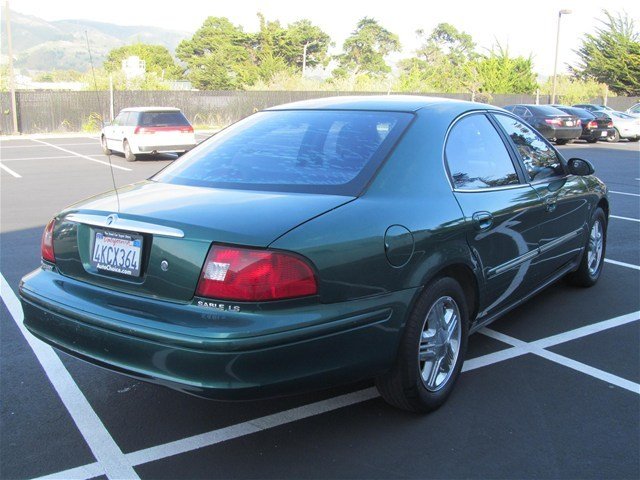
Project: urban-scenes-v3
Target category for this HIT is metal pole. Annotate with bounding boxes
[109,74,114,121]
[551,9,572,105]
[4,1,19,134]
[302,42,309,77]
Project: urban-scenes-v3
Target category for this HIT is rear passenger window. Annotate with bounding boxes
[494,114,565,182]
[445,114,519,190]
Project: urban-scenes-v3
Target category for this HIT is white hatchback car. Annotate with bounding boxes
[101,107,197,161]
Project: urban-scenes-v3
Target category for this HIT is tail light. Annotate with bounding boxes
[586,120,598,129]
[545,118,562,126]
[134,126,194,134]
[41,218,56,263]
[196,245,317,302]
[607,121,614,128]
[134,126,156,134]
[576,119,582,126]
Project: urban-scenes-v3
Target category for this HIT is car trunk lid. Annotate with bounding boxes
[53,181,354,302]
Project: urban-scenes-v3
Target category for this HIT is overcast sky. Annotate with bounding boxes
[10,0,640,76]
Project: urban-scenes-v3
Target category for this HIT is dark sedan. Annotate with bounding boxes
[20,96,608,413]
[553,105,615,143]
[503,104,582,144]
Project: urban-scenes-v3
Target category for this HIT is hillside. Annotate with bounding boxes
[0,8,189,71]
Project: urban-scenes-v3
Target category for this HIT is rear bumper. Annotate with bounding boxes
[19,267,414,399]
[580,128,615,141]
[536,125,582,140]
[136,144,195,154]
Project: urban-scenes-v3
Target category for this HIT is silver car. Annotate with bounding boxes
[606,111,640,143]
[625,103,640,118]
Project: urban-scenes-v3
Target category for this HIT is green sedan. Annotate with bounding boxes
[20,96,608,412]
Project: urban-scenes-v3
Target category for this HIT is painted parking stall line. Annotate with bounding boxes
[610,190,640,197]
[0,274,140,480]
[38,308,640,480]
[30,139,131,171]
[0,162,22,178]
[480,325,640,394]
[610,215,640,223]
[0,155,79,162]
[605,259,640,271]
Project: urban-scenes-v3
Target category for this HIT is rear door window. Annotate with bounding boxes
[445,114,520,190]
[139,111,190,127]
[154,110,413,195]
[493,114,566,182]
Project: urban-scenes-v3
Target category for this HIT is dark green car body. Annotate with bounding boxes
[19,96,608,400]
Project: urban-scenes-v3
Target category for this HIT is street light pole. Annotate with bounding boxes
[551,9,572,105]
[4,1,19,134]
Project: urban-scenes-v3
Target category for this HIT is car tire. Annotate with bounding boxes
[628,137,639,142]
[555,139,570,145]
[566,207,607,287]
[101,135,112,155]
[606,129,620,143]
[375,277,469,413]
[123,140,136,162]
[586,138,598,144]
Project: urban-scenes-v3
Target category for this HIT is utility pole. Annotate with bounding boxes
[551,9,572,105]
[4,1,19,133]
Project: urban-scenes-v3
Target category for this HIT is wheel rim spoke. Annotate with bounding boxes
[419,296,462,392]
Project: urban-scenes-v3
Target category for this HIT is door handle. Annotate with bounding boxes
[472,211,494,231]
[545,197,557,212]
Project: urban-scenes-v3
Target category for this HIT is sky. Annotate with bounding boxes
[9,0,640,76]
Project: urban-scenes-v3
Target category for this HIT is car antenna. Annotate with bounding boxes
[85,30,120,213]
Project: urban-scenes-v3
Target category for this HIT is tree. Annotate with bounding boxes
[396,23,476,92]
[253,14,331,76]
[176,17,259,90]
[468,44,538,94]
[335,17,401,77]
[571,11,640,96]
[104,44,181,79]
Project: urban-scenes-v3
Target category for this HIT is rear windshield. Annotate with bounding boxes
[139,111,190,127]
[558,107,595,118]
[154,110,413,195]
[529,105,568,116]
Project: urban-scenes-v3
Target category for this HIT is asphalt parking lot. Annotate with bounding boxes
[1,134,638,479]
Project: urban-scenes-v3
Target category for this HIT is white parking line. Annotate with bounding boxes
[0,162,22,178]
[0,155,77,162]
[28,307,640,480]
[0,274,139,479]
[610,215,640,223]
[30,139,131,171]
[605,259,640,271]
[1,142,100,149]
[610,190,640,197]
[481,324,640,394]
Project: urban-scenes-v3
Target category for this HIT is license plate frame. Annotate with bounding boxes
[90,229,144,277]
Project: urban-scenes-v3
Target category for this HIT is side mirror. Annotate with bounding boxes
[567,158,595,176]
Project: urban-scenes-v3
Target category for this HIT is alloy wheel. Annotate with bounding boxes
[587,219,604,276]
[418,296,462,392]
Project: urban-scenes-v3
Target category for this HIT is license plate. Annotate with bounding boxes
[90,229,143,277]
[601,131,608,136]
[565,121,574,126]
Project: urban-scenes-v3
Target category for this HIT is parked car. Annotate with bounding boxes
[625,103,640,118]
[552,105,615,143]
[101,107,197,162]
[604,111,640,142]
[503,104,582,144]
[572,103,616,115]
[21,96,608,413]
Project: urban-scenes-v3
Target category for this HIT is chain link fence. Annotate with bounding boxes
[1,90,639,135]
